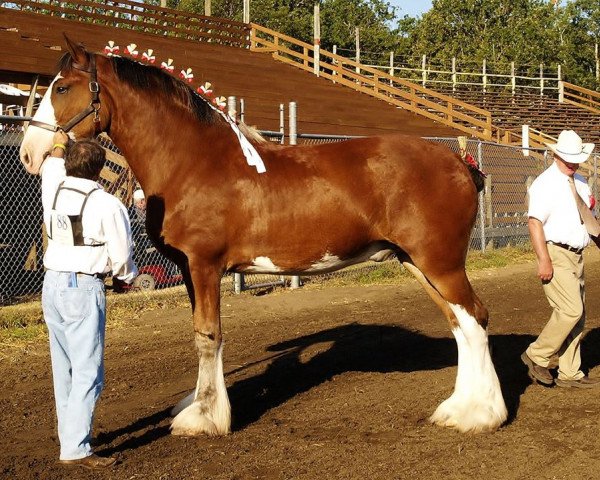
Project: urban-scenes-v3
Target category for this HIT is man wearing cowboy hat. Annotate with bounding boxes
[522,129,600,388]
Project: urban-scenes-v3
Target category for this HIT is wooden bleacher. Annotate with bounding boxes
[436,89,600,147]
[0,9,462,139]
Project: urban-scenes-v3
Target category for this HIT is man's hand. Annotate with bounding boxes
[112,276,127,293]
[537,257,553,282]
[49,131,69,158]
[52,131,69,146]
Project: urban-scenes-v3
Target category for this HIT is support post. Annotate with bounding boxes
[24,75,39,128]
[558,80,564,103]
[288,101,300,289]
[289,101,297,146]
[594,41,600,82]
[540,63,544,96]
[422,54,427,87]
[204,0,211,16]
[511,61,516,95]
[243,0,249,24]
[234,273,244,294]
[332,45,337,83]
[355,27,360,76]
[279,103,285,144]
[313,3,320,77]
[477,140,487,251]
[482,59,487,93]
[451,57,456,92]
[227,96,237,121]
[389,51,394,86]
[522,124,530,157]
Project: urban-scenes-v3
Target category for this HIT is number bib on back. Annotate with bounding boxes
[49,212,79,246]
[47,182,103,247]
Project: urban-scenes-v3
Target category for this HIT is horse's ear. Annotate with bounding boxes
[63,33,90,70]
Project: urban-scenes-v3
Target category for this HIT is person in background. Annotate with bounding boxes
[522,129,600,389]
[41,131,137,469]
[131,188,146,225]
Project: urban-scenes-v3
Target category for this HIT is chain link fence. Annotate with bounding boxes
[2,117,598,305]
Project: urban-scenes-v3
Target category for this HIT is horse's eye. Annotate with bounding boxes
[56,86,68,94]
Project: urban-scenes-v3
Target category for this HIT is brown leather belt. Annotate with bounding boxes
[76,272,109,280]
[547,241,583,255]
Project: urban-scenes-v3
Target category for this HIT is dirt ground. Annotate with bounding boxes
[3,251,600,480]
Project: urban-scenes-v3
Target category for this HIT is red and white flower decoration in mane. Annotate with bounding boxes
[103,40,119,56]
[197,82,213,97]
[179,68,194,83]
[141,49,155,63]
[125,43,139,58]
[213,96,227,111]
[102,38,265,173]
[160,58,174,73]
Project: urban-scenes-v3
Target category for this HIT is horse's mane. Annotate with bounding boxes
[59,52,221,126]
[112,55,221,125]
[58,51,271,146]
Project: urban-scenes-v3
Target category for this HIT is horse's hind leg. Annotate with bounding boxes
[402,261,507,432]
[171,264,231,436]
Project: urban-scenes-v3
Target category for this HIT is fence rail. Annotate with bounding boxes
[249,23,494,141]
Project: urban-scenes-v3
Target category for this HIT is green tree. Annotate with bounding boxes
[560,0,600,88]
[409,0,560,74]
[173,0,400,54]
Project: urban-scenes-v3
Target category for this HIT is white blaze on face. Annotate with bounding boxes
[19,74,62,174]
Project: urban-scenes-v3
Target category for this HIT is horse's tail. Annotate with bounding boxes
[457,136,486,193]
[466,162,485,193]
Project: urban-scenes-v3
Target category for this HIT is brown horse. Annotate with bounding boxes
[20,38,507,435]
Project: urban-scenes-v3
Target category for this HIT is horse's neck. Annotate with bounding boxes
[106,88,220,192]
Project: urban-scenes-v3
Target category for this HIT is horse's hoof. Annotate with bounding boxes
[170,403,230,436]
[430,399,507,433]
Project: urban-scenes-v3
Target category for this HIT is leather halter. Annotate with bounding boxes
[29,54,102,135]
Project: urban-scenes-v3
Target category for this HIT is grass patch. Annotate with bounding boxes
[467,244,535,270]
[0,246,535,349]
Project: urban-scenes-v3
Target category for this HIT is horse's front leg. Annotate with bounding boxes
[171,265,231,436]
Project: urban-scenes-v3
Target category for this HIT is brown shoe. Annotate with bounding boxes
[521,351,553,385]
[555,376,600,389]
[59,454,117,470]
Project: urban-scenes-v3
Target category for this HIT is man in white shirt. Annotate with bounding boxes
[42,131,137,469]
[522,129,600,389]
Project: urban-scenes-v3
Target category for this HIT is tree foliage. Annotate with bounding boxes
[170,0,600,89]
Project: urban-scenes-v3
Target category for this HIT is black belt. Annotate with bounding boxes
[547,242,583,255]
[76,272,109,280]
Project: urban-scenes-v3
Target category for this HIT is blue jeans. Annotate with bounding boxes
[42,270,106,460]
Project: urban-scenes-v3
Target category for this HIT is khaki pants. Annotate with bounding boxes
[527,244,585,381]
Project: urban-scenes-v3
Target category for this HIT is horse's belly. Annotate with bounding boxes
[238,247,396,275]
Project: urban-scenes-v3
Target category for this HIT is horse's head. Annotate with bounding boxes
[20,36,110,174]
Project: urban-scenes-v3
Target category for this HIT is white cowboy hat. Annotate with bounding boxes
[133,189,145,200]
[545,130,595,164]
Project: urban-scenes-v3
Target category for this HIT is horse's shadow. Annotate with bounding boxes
[100,324,600,454]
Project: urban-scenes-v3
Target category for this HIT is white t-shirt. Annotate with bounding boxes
[41,156,138,282]
[527,162,592,250]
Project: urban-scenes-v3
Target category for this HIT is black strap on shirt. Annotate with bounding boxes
[48,181,104,246]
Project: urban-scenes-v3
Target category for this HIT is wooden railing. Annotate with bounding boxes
[561,82,600,114]
[250,24,495,140]
[0,0,250,47]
